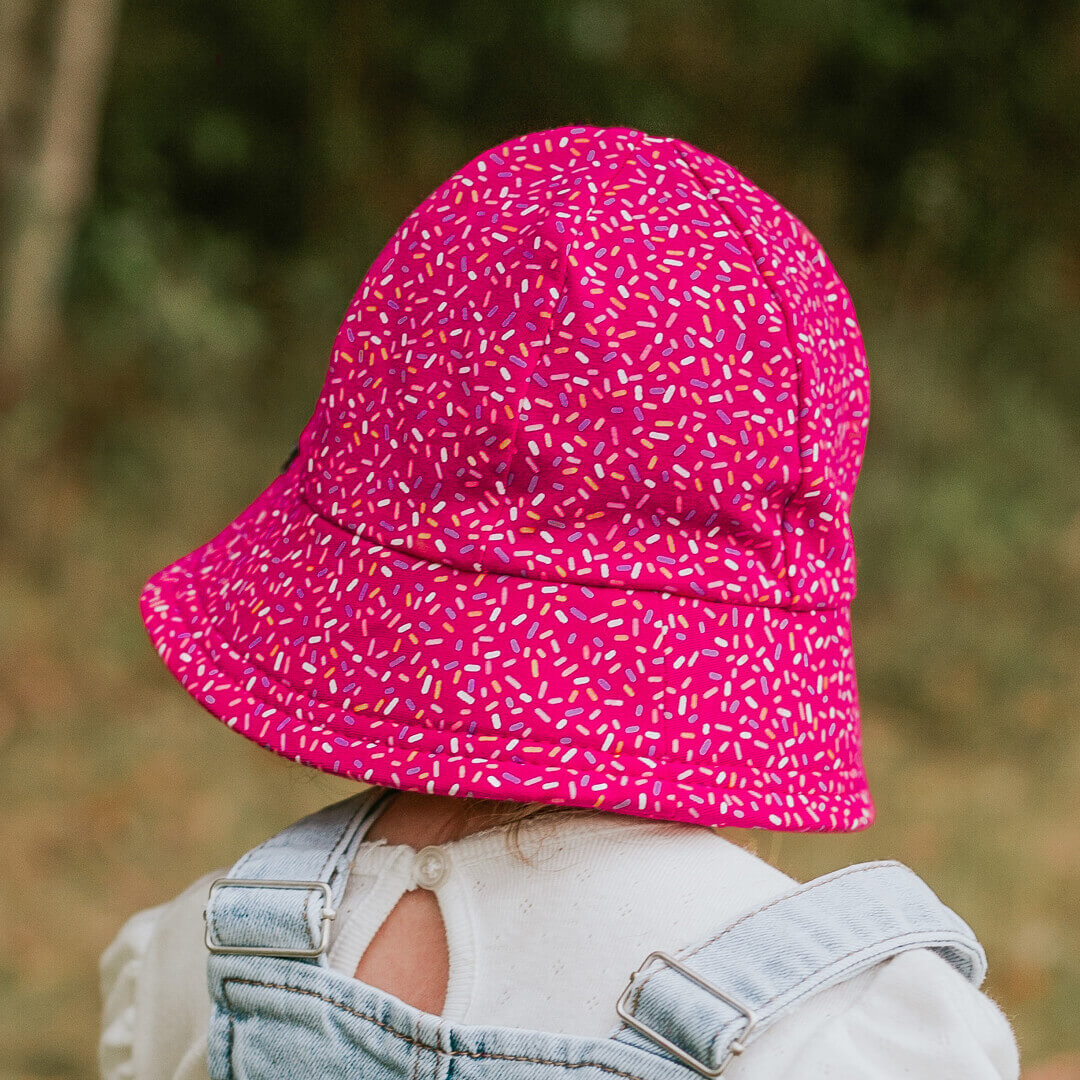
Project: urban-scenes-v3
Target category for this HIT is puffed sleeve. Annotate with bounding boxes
[98,871,223,1080]
[726,947,1021,1080]
[99,903,165,1080]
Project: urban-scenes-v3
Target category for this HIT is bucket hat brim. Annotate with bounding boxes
[140,464,875,831]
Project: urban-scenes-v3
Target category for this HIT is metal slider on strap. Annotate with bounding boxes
[615,951,758,1078]
[203,878,336,958]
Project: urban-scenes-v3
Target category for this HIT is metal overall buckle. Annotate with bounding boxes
[203,878,336,958]
[615,951,758,1077]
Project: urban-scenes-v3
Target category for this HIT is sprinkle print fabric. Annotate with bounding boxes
[140,125,873,831]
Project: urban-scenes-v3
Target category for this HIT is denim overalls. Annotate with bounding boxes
[203,791,987,1080]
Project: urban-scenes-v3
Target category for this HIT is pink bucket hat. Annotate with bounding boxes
[141,125,873,831]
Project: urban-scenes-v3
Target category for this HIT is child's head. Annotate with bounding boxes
[140,125,871,833]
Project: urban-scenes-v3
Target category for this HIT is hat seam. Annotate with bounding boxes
[496,136,651,498]
[666,145,806,610]
[289,482,852,613]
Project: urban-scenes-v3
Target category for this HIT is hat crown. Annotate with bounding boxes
[301,126,868,611]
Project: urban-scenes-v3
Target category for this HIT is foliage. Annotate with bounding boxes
[2,1,1079,1074]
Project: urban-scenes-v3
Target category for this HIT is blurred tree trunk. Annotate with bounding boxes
[0,0,119,398]
[0,0,39,200]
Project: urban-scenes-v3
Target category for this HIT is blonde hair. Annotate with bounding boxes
[363,787,613,859]
[443,797,608,858]
[371,789,778,865]
[477,799,780,863]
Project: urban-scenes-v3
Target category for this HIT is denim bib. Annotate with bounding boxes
[203,791,986,1079]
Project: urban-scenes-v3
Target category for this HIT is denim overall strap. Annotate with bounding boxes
[612,860,987,1077]
[203,787,393,962]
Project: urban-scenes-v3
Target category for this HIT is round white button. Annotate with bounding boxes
[413,845,449,890]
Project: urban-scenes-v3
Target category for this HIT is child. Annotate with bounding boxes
[100,125,1020,1079]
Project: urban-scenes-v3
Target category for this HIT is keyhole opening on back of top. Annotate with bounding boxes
[353,844,452,1013]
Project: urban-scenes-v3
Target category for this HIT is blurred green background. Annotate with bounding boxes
[1,1,1079,1077]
